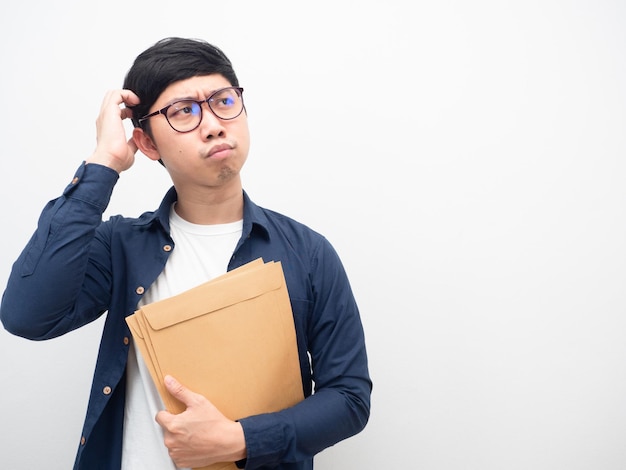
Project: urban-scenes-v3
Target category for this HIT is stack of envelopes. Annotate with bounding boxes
[125,258,304,470]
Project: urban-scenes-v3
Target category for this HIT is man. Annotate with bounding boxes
[0,37,371,469]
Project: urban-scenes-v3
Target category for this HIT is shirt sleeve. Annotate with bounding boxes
[0,162,119,340]
[237,238,372,468]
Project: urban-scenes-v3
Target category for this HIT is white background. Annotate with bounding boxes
[1,1,626,469]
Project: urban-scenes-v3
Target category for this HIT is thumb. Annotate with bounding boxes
[164,375,197,407]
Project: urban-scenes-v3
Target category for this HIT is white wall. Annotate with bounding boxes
[1,1,626,469]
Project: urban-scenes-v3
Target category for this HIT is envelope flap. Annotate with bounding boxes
[141,262,284,331]
[125,314,145,339]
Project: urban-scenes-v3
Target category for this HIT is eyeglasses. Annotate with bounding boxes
[138,86,245,133]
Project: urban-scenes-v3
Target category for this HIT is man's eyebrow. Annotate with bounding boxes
[164,90,222,106]
[164,96,198,105]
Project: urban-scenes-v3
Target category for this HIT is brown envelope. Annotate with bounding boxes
[125,258,304,470]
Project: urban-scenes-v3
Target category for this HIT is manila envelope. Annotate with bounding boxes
[125,259,304,470]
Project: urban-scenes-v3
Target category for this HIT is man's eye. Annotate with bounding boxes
[173,104,194,115]
[169,102,197,119]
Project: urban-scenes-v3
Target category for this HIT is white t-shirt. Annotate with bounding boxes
[121,204,243,470]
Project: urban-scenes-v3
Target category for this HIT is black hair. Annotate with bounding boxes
[123,37,239,132]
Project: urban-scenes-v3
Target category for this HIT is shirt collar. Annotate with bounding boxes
[133,187,270,241]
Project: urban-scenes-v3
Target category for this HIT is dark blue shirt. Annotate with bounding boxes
[0,162,371,470]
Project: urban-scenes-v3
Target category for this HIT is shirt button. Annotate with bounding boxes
[123,337,130,345]
[136,286,145,295]
[80,436,86,446]
[103,386,112,395]
[71,177,79,184]
[163,244,172,252]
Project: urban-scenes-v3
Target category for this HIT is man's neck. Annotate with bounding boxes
[173,184,244,225]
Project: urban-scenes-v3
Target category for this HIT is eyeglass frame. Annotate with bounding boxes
[137,86,245,133]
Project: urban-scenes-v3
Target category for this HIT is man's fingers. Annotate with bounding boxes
[155,376,196,429]
[119,89,141,107]
[164,375,196,407]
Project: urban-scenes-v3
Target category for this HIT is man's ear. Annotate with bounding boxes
[133,127,161,162]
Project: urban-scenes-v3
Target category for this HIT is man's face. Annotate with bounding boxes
[139,74,250,191]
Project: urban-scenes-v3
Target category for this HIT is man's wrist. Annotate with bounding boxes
[228,421,247,462]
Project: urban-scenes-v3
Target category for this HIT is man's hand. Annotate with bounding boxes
[156,375,247,468]
[86,89,140,174]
